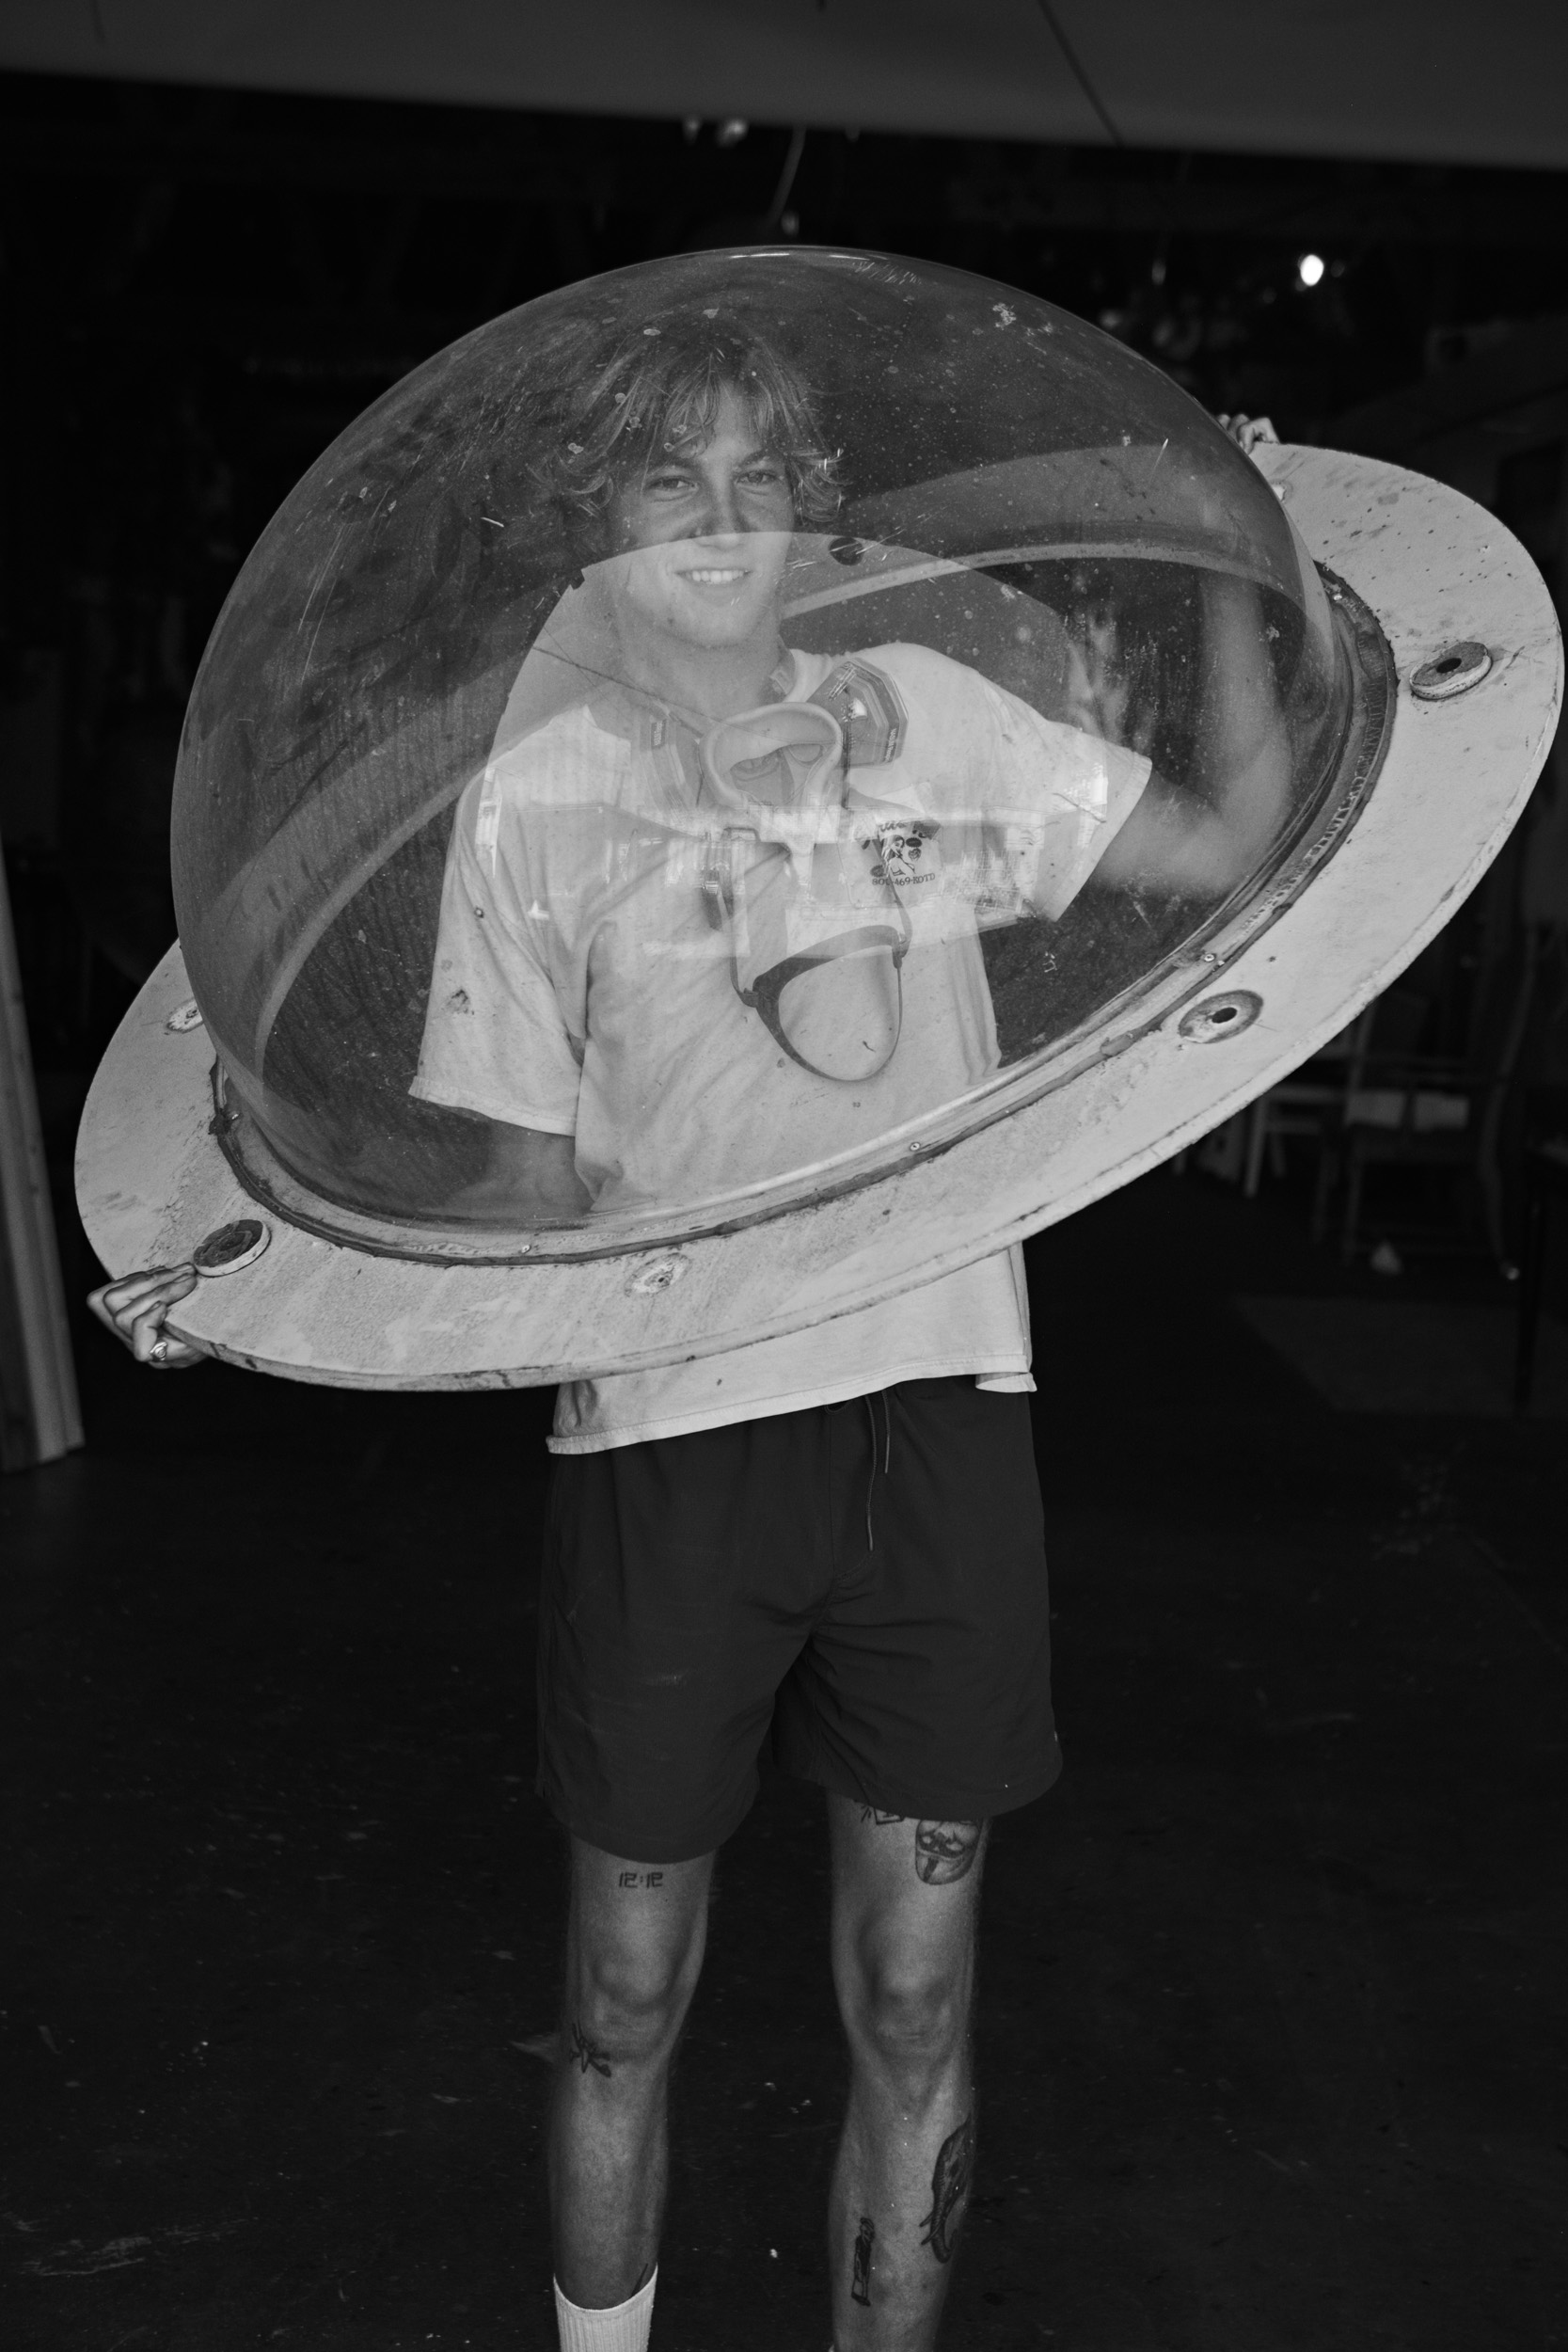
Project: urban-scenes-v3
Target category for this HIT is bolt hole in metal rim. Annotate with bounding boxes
[1179,990,1263,1042]
[72,445,1562,1384]
[192,1217,271,1278]
[1412,640,1494,699]
[626,1255,689,1296]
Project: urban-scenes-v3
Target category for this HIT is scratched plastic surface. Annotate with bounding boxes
[172,246,1354,1242]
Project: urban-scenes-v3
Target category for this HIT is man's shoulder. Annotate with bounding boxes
[793,643,990,755]
[818,641,982,697]
[483,698,626,806]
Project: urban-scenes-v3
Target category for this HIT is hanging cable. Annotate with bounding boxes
[764,126,807,229]
[1035,1,1123,148]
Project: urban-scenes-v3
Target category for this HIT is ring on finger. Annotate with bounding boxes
[149,1337,170,1365]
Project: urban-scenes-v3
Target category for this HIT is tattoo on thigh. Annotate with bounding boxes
[914,1819,983,1884]
[850,2214,875,2305]
[568,2020,612,2078]
[919,2113,974,2263]
[859,1805,906,1826]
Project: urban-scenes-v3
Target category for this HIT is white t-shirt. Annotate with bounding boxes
[413,641,1148,1450]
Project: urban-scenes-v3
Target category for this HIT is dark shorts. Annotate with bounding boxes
[536,1377,1061,1864]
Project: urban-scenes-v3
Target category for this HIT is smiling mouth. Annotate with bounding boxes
[680,565,749,586]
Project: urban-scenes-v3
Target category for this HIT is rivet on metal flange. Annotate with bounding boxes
[1412,641,1492,700]
[1178,990,1263,1043]
[626,1252,689,1297]
[193,1218,271,1278]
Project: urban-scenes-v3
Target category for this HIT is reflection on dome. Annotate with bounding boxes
[172,248,1384,1256]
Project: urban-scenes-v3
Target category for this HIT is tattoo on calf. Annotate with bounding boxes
[914,1819,983,1884]
[850,2214,875,2305]
[568,2020,612,2078]
[919,2114,975,2264]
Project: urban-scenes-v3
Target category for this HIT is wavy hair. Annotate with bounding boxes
[531,310,841,559]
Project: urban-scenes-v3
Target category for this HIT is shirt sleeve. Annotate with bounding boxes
[409,780,582,1135]
[974,673,1151,920]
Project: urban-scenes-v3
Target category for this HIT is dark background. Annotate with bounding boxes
[6,72,1568,1268]
[4,70,1568,1104]
[2,68,1567,2352]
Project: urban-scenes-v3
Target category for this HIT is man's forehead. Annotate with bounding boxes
[657,386,771,458]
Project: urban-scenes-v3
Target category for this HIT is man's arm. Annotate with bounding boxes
[1094,572,1292,899]
[446,1120,593,1221]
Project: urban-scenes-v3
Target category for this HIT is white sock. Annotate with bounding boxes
[553,2267,657,2352]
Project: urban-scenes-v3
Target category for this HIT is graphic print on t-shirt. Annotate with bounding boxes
[863,812,941,890]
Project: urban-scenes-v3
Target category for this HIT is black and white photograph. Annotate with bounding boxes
[2,8,1566,2348]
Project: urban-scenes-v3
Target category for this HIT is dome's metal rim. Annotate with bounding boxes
[73,444,1563,1391]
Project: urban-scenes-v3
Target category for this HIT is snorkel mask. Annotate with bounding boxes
[698,697,913,1085]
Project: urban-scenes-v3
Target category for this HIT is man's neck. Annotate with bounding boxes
[612,625,786,725]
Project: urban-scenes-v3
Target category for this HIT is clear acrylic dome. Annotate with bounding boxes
[172,246,1384,1256]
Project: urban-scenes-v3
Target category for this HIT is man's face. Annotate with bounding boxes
[603,386,795,654]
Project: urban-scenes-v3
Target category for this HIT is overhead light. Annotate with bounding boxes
[1297,252,1326,289]
[716,118,749,147]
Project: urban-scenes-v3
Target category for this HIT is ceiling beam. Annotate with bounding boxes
[5,119,1567,250]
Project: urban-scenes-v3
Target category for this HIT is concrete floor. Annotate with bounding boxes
[2,1172,1564,2351]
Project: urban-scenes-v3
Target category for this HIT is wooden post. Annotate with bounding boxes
[0,834,84,1470]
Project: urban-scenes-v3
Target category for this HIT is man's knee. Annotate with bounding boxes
[840,1936,973,2071]
[570,1912,705,2067]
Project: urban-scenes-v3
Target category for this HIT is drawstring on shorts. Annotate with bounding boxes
[861,1390,893,1552]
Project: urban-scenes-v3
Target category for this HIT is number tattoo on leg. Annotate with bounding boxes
[919,2113,974,2263]
[568,2019,612,2077]
[850,2213,875,2306]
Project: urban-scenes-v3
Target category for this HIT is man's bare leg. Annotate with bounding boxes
[827,1796,987,2348]
[548,1838,713,2306]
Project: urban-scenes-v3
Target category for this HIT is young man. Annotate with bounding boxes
[100,317,1289,2351]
